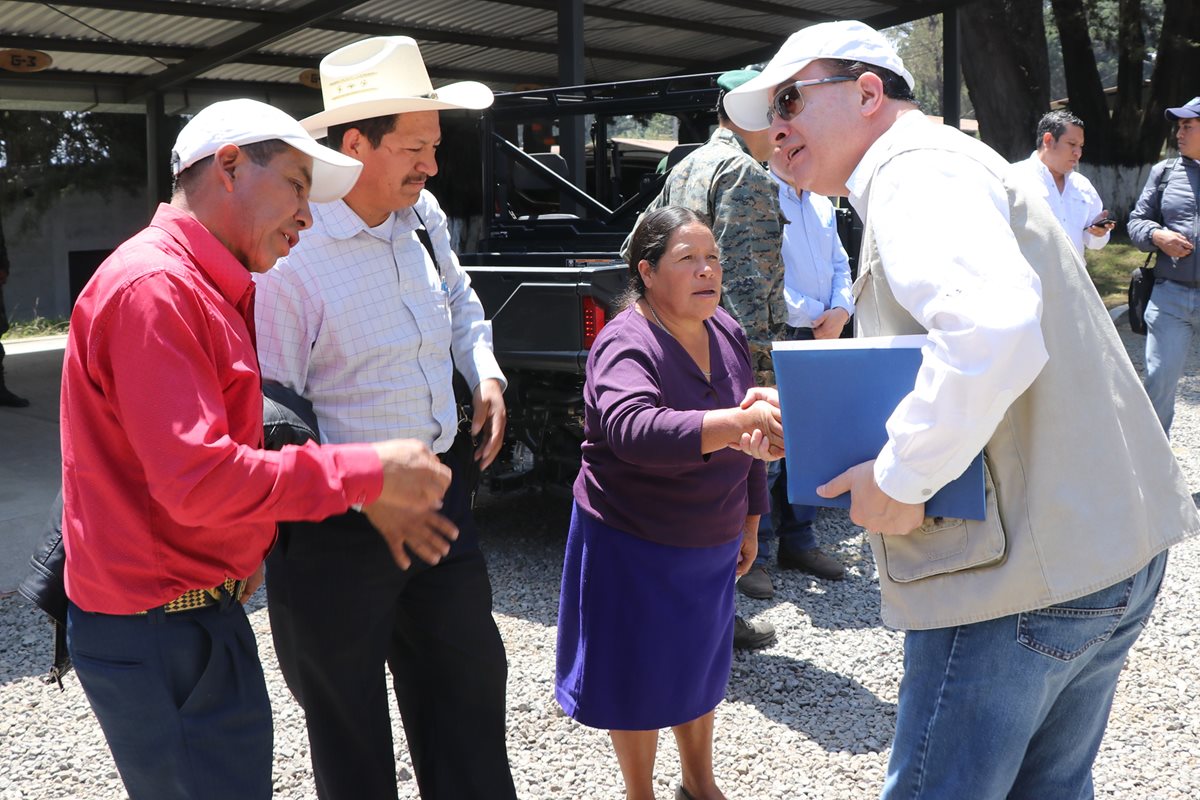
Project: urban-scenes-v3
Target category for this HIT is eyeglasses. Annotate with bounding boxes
[768,76,856,123]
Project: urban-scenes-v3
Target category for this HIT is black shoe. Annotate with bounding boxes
[0,387,29,408]
[736,565,774,599]
[676,784,696,800]
[733,615,775,650]
[778,545,845,580]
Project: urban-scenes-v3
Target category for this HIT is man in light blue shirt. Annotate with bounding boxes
[737,168,853,598]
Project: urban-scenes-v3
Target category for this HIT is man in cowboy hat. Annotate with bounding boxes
[61,98,454,800]
[253,37,515,800]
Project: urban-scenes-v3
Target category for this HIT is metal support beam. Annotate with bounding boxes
[144,92,171,216]
[491,0,778,43]
[123,0,367,100]
[12,0,708,71]
[558,0,586,211]
[690,0,836,23]
[942,7,962,131]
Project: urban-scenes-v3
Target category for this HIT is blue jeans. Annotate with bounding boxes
[754,455,818,565]
[1144,278,1200,434]
[882,550,1168,800]
[67,599,273,800]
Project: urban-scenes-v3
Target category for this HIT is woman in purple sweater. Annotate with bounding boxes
[556,206,780,800]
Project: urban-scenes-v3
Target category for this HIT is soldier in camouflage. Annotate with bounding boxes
[627,68,787,386]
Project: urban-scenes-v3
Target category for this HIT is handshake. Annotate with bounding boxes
[730,387,786,461]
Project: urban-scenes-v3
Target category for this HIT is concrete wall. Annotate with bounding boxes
[3,188,149,322]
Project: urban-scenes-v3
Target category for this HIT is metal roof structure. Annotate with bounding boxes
[1,0,972,119]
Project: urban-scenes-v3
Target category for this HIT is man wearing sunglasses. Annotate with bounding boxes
[726,20,1198,800]
[626,68,786,646]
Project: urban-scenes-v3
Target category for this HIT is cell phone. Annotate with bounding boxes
[1086,211,1115,230]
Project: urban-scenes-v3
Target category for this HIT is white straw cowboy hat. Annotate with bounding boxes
[301,36,494,139]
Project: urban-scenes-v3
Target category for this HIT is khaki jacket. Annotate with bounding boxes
[853,125,1199,630]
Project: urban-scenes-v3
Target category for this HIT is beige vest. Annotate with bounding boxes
[854,125,1199,630]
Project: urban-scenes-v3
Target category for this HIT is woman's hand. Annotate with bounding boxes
[736,515,760,577]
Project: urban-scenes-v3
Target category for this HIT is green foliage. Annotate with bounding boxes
[886,17,974,118]
[607,113,679,141]
[1045,0,1164,101]
[1,315,69,340]
[0,110,147,231]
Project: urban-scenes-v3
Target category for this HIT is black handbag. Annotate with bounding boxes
[1128,256,1155,336]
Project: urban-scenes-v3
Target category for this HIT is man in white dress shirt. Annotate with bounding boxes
[725,20,1198,799]
[1015,110,1115,258]
[252,37,516,800]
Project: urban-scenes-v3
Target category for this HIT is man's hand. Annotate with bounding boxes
[812,307,850,340]
[817,459,925,536]
[740,386,779,410]
[239,562,265,603]
[362,505,459,570]
[371,439,452,511]
[1152,228,1196,260]
[471,378,507,471]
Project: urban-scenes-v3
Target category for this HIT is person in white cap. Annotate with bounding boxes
[252,38,515,800]
[1128,96,1200,433]
[60,98,457,800]
[727,20,1199,799]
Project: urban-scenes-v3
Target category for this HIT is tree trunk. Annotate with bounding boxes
[1051,0,1115,161]
[1110,0,1147,163]
[1140,0,1200,161]
[960,0,1050,161]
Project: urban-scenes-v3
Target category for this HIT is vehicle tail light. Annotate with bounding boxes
[582,296,606,348]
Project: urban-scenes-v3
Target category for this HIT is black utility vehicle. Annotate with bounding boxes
[429,74,859,494]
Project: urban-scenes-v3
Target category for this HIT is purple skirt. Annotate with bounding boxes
[555,502,740,730]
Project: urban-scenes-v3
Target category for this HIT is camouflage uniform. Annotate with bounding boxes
[626,126,787,385]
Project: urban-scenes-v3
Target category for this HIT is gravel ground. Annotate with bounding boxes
[3,321,1200,800]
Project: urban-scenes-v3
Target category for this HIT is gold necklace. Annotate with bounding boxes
[644,299,711,380]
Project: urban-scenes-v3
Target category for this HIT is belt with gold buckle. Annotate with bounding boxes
[136,577,246,615]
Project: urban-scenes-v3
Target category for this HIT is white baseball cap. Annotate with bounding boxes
[171,99,364,203]
[724,20,915,132]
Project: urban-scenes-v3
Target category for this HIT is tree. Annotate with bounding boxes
[959,0,1052,161]
[959,0,1197,165]
[0,110,150,294]
[889,16,974,120]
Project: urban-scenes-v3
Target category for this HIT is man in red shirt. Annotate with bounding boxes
[61,99,458,800]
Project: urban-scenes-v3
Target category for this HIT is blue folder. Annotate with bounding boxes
[771,334,986,521]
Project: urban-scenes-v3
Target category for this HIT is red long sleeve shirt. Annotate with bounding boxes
[61,204,383,614]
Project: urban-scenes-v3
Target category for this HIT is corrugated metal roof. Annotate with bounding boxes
[0,0,968,112]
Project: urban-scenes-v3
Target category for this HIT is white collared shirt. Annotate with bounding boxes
[254,191,505,453]
[772,174,854,328]
[846,111,1048,505]
[1013,152,1110,257]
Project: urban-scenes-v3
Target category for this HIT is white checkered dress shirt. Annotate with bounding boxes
[253,191,504,453]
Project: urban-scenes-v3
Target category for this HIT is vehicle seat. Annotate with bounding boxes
[512,152,576,217]
[663,142,702,173]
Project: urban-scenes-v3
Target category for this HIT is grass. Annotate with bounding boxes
[2,315,70,340]
[1085,236,1148,309]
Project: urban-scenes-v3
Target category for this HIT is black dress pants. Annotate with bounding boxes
[266,448,515,800]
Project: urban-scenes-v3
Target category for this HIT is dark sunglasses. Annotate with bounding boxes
[768,76,856,123]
